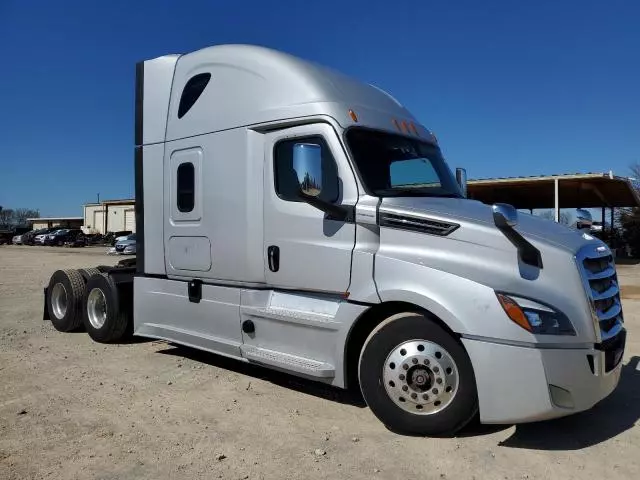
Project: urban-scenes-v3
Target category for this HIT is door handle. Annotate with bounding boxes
[268,245,280,272]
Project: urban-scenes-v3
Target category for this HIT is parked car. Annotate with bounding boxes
[64,231,88,247]
[104,230,132,246]
[29,228,59,245]
[44,229,84,246]
[20,229,40,245]
[83,233,104,245]
[0,225,31,245]
[108,233,136,255]
[12,234,24,244]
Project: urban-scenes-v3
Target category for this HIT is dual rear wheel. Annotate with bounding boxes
[46,269,130,342]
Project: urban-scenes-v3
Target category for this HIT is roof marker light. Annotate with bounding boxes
[392,119,400,131]
[348,109,358,122]
[400,120,409,133]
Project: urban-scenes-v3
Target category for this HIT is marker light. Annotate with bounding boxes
[392,119,400,131]
[400,120,409,133]
[348,109,358,122]
[496,294,531,332]
[409,122,419,136]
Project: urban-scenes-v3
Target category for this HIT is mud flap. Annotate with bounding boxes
[43,287,50,320]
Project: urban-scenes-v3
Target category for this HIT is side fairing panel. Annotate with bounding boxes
[141,143,166,275]
[133,276,243,358]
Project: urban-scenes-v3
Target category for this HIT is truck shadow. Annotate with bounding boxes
[158,345,367,408]
[499,356,640,450]
[156,345,639,444]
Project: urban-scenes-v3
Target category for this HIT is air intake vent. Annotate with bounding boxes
[379,212,459,236]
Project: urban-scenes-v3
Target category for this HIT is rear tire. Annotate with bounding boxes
[46,270,85,332]
[82,273,130,343]
[358,312,478,436]
[78,268,101,282]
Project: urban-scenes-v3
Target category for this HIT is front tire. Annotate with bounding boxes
[82,273,130,343]
[359,312,478,436]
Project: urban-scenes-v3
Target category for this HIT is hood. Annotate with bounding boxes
[380,197,596,254]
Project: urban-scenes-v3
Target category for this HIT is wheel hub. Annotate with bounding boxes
[382,340,459,415]
[87,288,107,329]
[407,365,433,392]
[51,282,68,320]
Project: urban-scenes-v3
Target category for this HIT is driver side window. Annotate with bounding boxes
[273,135,340,203]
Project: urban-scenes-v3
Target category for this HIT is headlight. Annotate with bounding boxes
[496,293,575,335]
[124,246,135,252]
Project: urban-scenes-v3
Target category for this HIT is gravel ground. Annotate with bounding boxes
[1,245,639,480]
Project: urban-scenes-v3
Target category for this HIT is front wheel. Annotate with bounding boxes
[359,312,478,436]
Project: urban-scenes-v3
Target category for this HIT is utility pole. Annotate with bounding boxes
[97,193,100,204]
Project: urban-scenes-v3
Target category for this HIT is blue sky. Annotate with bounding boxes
[0,0,638,216]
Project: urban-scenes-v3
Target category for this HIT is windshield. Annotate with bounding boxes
[346,128,462,198]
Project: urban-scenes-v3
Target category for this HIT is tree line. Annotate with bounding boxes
[616,163,640,256]
[0,206,40,226]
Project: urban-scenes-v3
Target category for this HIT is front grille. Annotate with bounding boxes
[115,245,125,252]
[577,247,623,340]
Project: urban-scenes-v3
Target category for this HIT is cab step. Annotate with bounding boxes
[240,344,335,378]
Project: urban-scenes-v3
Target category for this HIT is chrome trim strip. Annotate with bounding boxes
[461,334,592,350]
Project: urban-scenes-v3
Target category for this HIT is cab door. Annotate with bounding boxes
[263,123,357,293]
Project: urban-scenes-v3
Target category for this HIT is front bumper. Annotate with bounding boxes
[462,330,625,424]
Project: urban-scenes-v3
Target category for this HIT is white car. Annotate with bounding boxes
[12,235,23,245]
[35,230,59,245]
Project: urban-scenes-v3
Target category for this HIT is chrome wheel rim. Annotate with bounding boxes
[383,340,459,415]
[87,288,107,329]
[51,283,68,319]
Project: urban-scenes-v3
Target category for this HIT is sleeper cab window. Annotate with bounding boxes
[177,162,195,212]
[177,73,211,119]
[274,136,339,203]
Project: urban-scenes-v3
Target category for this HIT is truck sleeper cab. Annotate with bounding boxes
[43,44,626,436]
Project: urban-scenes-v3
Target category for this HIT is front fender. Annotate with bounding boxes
[375,255,542,343]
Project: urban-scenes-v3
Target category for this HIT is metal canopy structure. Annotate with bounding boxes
[467,173,640,211]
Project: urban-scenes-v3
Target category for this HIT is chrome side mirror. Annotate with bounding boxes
[293,143,323,197]
[493,203,518,228]
[575,208,593,230]
[455,167,467,198]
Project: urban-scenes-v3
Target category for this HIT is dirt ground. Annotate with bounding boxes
[1,246,639,480]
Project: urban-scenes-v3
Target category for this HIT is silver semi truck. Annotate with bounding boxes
[43,44,626,435]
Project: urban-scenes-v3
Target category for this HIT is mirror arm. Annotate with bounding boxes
[298,191,353,222]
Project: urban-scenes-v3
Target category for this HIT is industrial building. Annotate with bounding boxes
[83,199,135,234]
[27,217,84,230]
